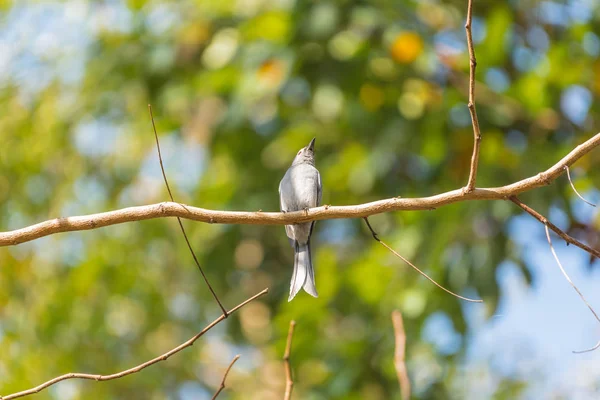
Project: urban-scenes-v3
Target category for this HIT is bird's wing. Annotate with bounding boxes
[278,180,285,210]
[279,177,295,245]
[309,169,322,237]
[316,170,322,206]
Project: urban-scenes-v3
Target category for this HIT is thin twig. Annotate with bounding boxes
[464,0,482,193]
[510,196,600,259]
[283,320,296,400]
[392,311,410,400]
[565,166,596,207]
[2,133,600,247]
[543,225,600,353]
[363,218,482,303]
[575,340,600,354]
[211,354,241,400]
[148,104,228,316]
[1,288,268,400]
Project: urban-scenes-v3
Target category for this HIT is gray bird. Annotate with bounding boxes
[279,137,322,301]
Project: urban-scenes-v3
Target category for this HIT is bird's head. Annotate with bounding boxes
[291,138,316,166]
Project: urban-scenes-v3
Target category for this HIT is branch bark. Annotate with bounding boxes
[0,288,268,400]
[2,132,598,247]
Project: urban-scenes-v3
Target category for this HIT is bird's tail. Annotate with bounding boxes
[288,240,318,301]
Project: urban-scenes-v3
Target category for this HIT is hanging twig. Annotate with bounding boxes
[211,354,241,400]
[543,225,600,353]
[0,288,268,400]
[464,0,482,193]
[565,165,596,207]
[363,217,482,303]
[283,320,296,400]
[392,311,410,400]
[148,105,228,316]
[511,195,600,352]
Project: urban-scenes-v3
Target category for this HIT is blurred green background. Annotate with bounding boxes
[1,0,600,399]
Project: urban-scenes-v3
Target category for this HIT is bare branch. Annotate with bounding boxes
[0,288,268,400]
[148,105,228,316]
[392,311,410,400]
[1,133,599,247]
[211,354,241,400]
[543,225,600,353]
[464,0,482,193]
[364,218,482,303]
[565,165,596,207]
[283,320,296,400]
[510,196,600,259]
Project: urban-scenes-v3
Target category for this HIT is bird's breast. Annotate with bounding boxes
[281,165,319,210]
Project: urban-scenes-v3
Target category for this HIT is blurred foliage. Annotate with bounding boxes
[1,0,600,399]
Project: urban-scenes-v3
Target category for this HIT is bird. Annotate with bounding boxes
[279,137,322,301]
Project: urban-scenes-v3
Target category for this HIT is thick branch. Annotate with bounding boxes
[1,289,268,400]
[1,133,599,247]
[464,0,482,193]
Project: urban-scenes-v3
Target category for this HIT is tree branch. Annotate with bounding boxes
[392,311,410,400]
[1,133,599,247]
[283,320,296,400]
[211,354,241,400]
[509,196,600,259]
[464,0,482,193]
[0,288,268,400]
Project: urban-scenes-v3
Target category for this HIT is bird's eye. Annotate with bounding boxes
[297,151,302,155]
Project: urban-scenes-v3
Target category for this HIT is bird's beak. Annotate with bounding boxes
[307,137,316,152]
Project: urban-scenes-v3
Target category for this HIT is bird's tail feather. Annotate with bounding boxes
[288,241,318,301]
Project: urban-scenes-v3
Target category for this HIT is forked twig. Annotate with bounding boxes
[565,165,596,207]
[148,104,228,316]
[1,288,268,400]
[363,218,482,303]
[283,320,296,400]
[211,354,241,400]
[464,0,482,193]
[392,311,411,400]
[543,224,600,353]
